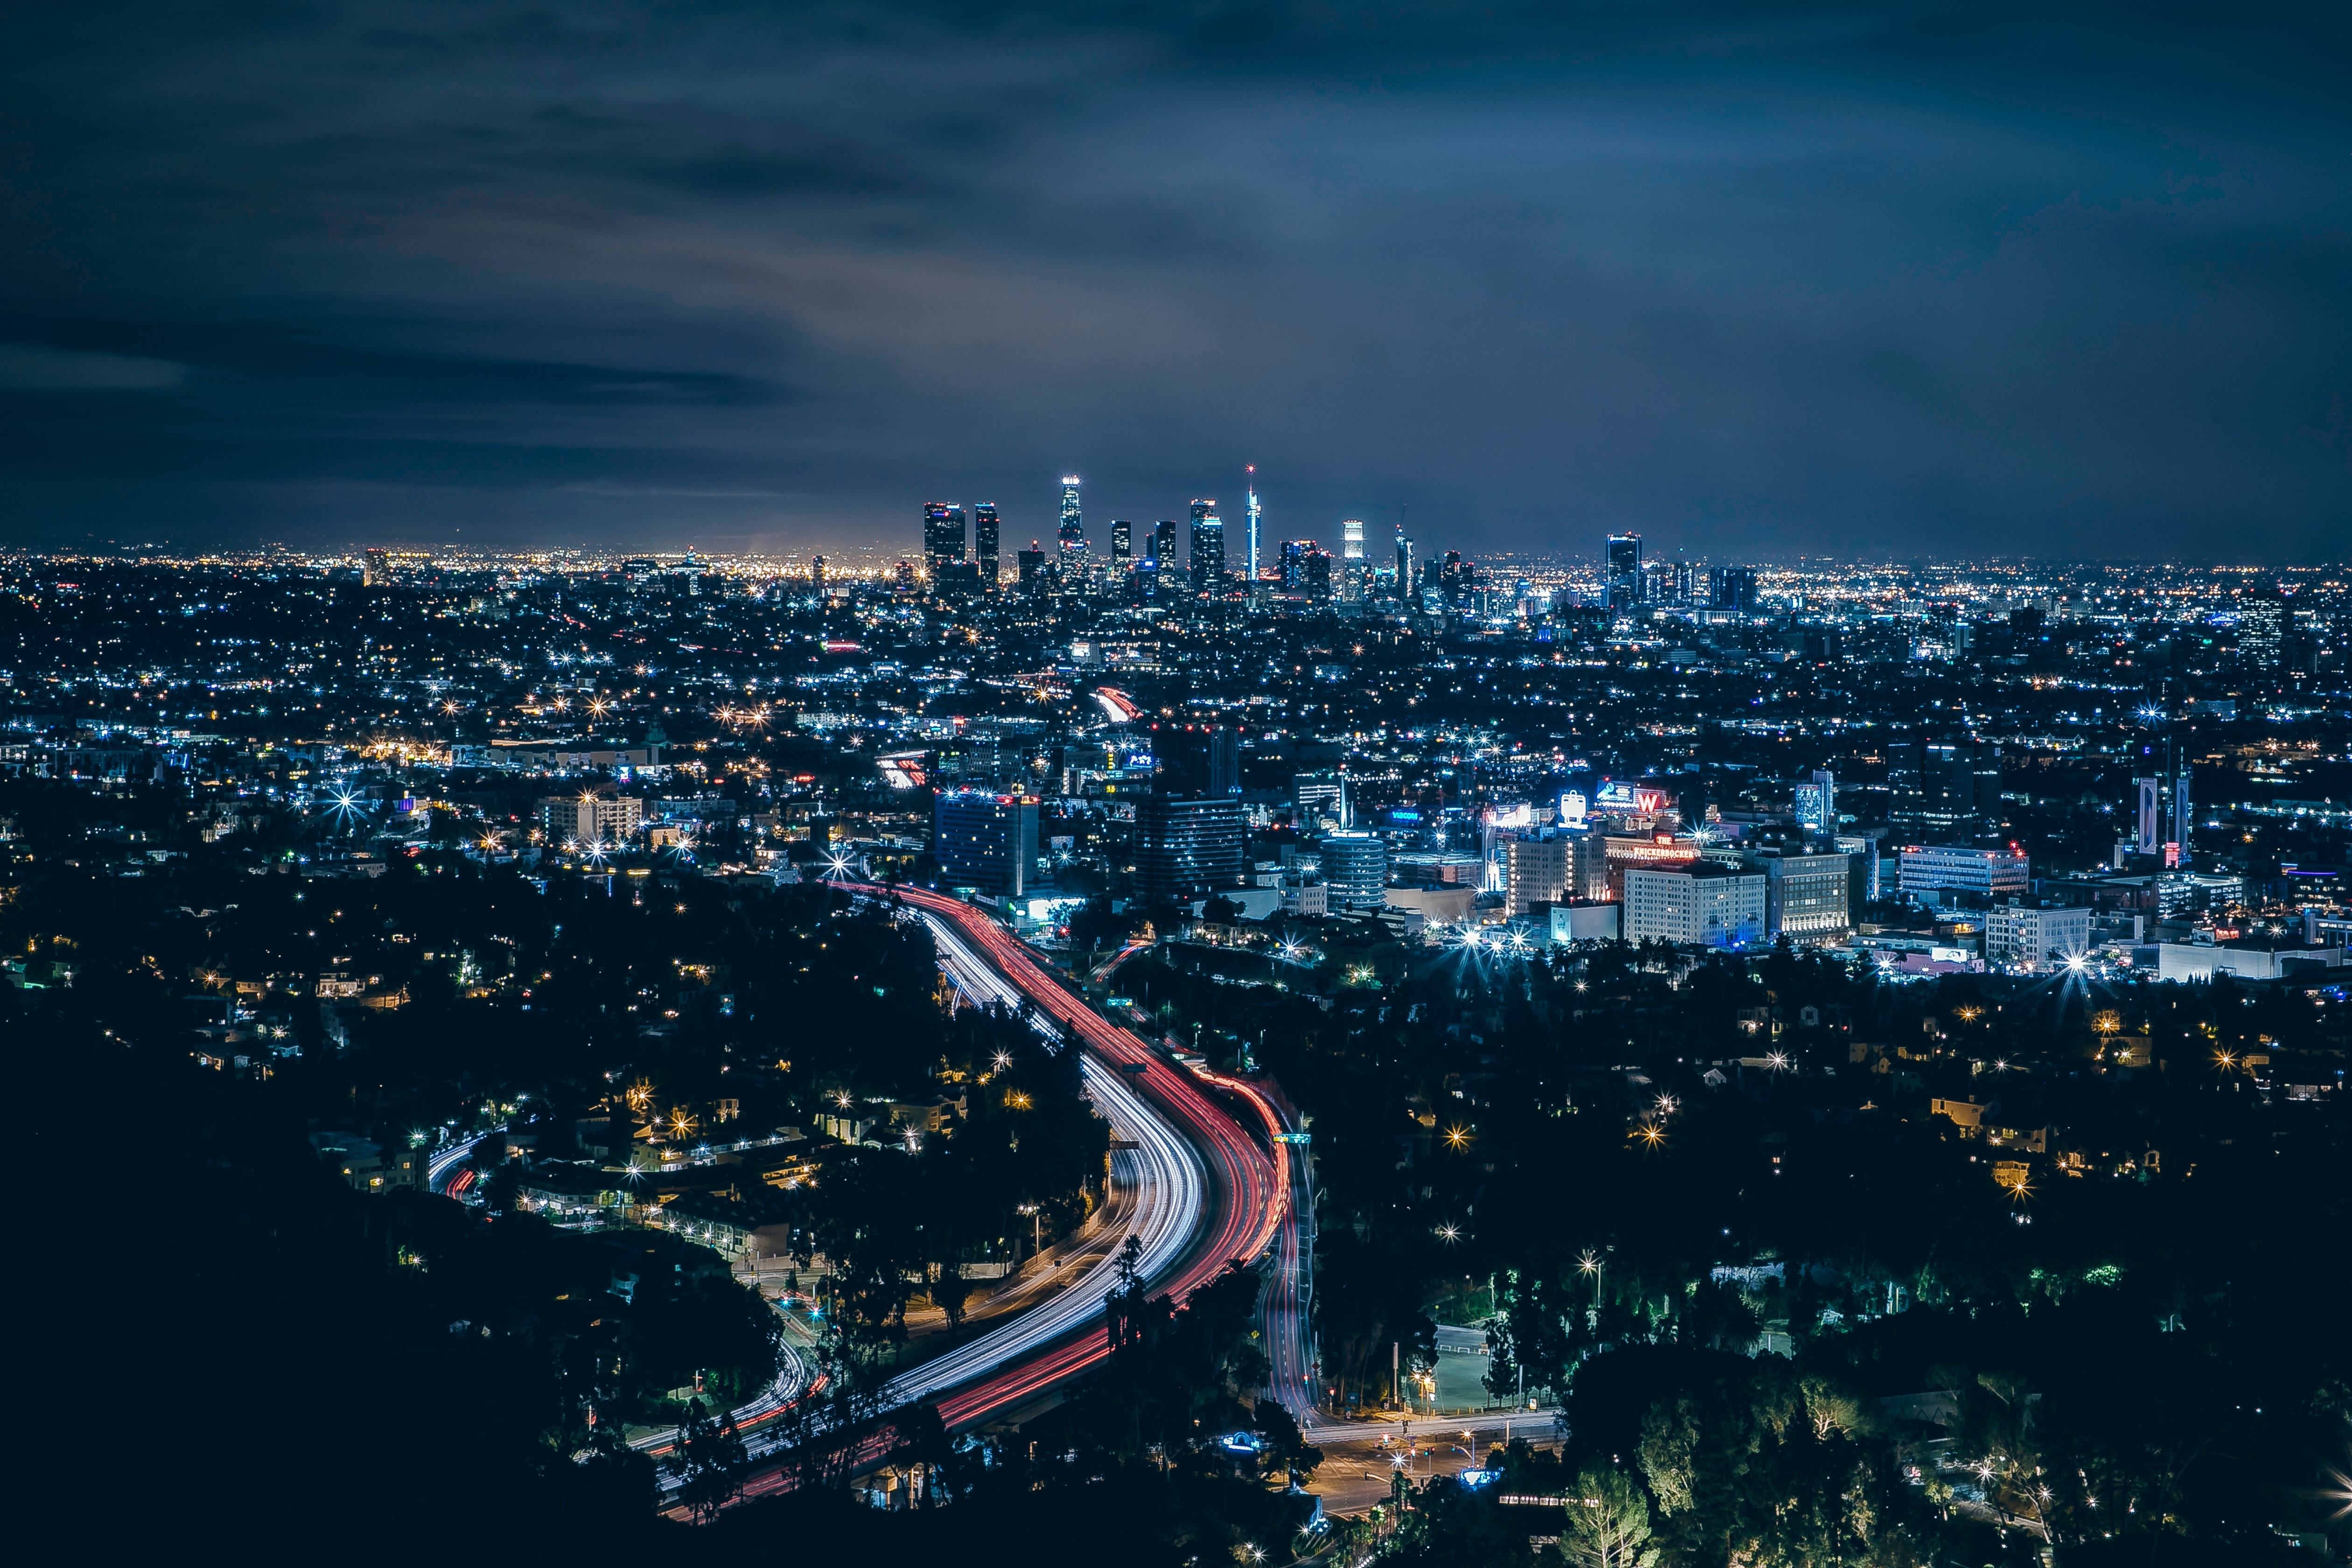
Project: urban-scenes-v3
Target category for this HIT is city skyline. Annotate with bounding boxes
[1,5,2346,560]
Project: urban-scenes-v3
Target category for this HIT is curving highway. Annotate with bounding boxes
[837,889,1288,1429]
[860,909,1205,1418]
[1256,1092,1322,1428]
[658,883,1285,1507]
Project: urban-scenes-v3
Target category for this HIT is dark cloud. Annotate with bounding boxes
[0,1,2345,558]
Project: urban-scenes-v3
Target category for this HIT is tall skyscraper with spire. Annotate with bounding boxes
[1244,466,1262,583]
[1057,475,1085,557]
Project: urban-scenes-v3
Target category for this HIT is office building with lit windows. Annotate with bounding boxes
[1319,831,1389,911]
[973,502,1000,585]
[933,790,1039,898]
[1189,500,1225,591]
[1605,533,1642,610]
[1624,863,1764,949]
[923,502,966,578]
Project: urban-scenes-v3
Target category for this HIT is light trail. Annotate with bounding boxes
[711,887,1286,1508]
[870,886,1285,1425]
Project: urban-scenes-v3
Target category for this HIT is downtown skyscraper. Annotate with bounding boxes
[1189,499,1225,591]
[973,502,1001,585]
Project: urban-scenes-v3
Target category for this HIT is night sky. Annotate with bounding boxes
[1,3,2345,562]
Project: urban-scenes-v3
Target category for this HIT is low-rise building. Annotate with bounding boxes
[1547,900,1622,945]
[2156,937,2346,983]
[310,1130,428,1193]
[1983,903,2093,972]
[1898,844,2030,905]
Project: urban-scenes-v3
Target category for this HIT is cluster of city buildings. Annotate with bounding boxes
[1,504,2345,990]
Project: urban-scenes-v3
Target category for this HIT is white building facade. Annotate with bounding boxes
[1624,865,1765,949]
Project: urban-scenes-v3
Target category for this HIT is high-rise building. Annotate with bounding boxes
[1152,519,1179,568]
[1794,770,1836,832]
[1057,476,1085,557]
[1624,864,1765,948]
[1110,519,1133,564]
[1763,852,1851,941]
[1294,771,1345,825]
[923,502,967,578]
[1341,519,1365,560]
[1189,500,1225,591]
[2239,595,2284,669]
[933,790,1039,897]
[1319,831,1389,911]
[362,547,388,587]
[1569,832,1612,902]
[1836,832,1888,906]
[973,503,1000,586]
[1016,544,1046,591]
[1889,741,1994,832]
[1304,547,1331,603]
[1244,466,1262,583]
[810,554,826,588]
[1394,525,1413,598]
[1605,533,1642,611]
[1708,567,1757,612]
[1152,723,1240,799]
[1505,837,1571,915]
[1134,795,1246,903]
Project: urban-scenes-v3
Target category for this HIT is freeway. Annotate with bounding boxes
[847,884,1286,1428]
[665,884,1285,1507]
[1257,1091,1321,1428]
[847,908,1204,1419]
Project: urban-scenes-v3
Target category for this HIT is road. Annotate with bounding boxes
[705,887,1285,1506]
[853,885,1286,1426]
[1257,1089,1321,1428]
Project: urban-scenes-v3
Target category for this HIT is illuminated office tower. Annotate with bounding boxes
[973,503,1000,585]
[1244,466,1262,582]
[1189,499,1225,591]
[1605,533,1642,610]
[1057,475,1085,557]
[1153,519,1179,568]
[2238,595,2284,669]
[1794,770,1836,833]
[932,790,1039,898]
[923,502,966,577]
[1110,519,1133,564]
[1395,525,1413,598]
[1709,566,1757,611]
[1341,519,1365,560]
